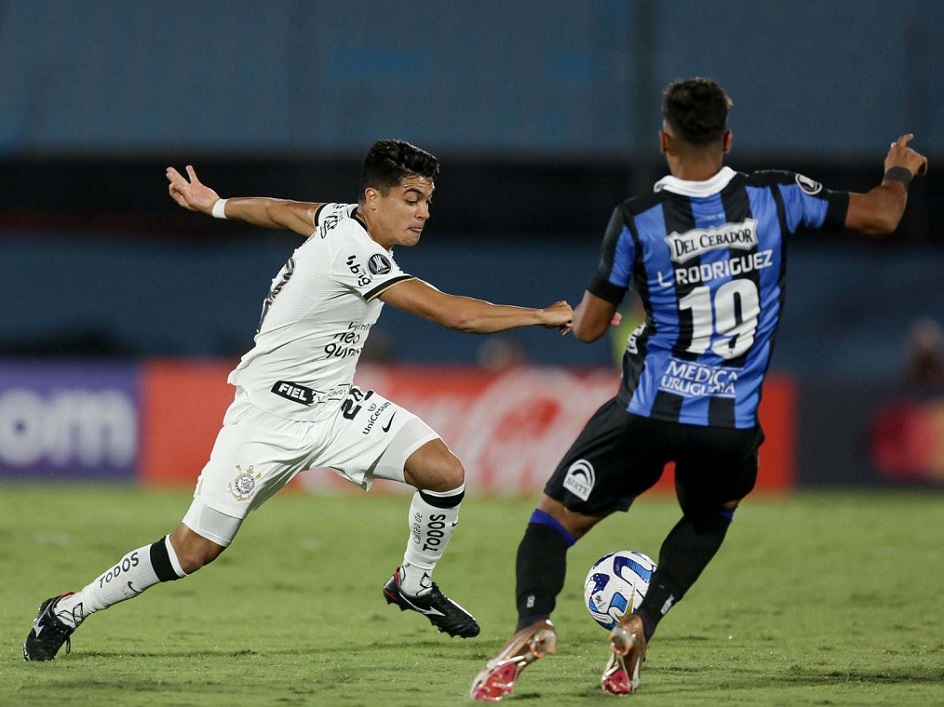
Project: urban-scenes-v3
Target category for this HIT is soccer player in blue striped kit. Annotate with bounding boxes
[471,77,928,700]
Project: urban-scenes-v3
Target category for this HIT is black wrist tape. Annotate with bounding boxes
[883,167,913,186]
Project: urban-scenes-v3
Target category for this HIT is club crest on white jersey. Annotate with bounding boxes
[228,464,262,502]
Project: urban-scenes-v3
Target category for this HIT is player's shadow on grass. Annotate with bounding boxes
[653,665,944,692]
[74,640,465,659]
[792,667,944,686]
[71,649,266,659]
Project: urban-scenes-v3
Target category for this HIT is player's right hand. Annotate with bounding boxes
[885,134,928,177]
[166,165,221,214]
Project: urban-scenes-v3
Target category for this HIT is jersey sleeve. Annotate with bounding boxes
[587,206,634,304]
[313,203,351,239]
[777,172,849,233]
[329,228,414,301]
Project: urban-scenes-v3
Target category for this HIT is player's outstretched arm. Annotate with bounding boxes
[166,165,321,237]
[379,279,573,335]
[845,134,928,235]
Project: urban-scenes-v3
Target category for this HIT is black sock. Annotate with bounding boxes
[636,509,733,640]
[515,516,573,631]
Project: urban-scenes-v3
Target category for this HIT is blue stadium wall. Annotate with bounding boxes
[1,0,941,157]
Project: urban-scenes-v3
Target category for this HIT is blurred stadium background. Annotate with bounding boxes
[1,0,942,495]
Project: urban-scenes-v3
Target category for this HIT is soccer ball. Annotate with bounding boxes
[584,550,657,630]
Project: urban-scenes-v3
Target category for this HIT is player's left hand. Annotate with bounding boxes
[540,301,574,335]
[166,165,221,214]
[885,134,928,177]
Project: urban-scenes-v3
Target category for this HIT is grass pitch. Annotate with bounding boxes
[1,485,942,706]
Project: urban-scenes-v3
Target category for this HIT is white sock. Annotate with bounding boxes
[399,486,464,596]
[55,536,187,628]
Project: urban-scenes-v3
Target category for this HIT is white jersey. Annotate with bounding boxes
[228,203,414,420]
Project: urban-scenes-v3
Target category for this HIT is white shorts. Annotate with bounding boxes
[182,386,438,545]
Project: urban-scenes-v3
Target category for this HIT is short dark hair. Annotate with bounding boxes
[662,78,733,146]
[359,139,440,202]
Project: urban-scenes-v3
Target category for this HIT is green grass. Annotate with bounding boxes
[1,486,943,705]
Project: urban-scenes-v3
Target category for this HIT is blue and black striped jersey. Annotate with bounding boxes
[589,167,849,428]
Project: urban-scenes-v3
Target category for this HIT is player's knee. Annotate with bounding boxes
[404,438,465,492]
[682,503,737,533]
[536,495,603,540]
[429,453,464,493]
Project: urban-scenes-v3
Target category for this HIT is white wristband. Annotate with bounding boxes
[211,198,228,219]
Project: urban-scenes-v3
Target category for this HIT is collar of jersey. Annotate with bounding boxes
[350,207,369,234]
[653,166,737,197]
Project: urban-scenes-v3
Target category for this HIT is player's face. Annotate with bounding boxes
[364,175,434,250]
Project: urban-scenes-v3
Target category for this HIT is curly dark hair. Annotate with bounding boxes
[662,78,733,146]
[359,139,440,201]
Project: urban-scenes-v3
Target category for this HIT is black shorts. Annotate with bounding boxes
[544,398,765,516]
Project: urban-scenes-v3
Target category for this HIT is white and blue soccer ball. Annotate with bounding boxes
[584,550,657,630]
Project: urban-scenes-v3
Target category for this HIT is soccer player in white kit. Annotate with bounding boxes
[24,139,574,661]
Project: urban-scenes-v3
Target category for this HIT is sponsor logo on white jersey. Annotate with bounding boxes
[563,459,595,501]
[665,218,758,264]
